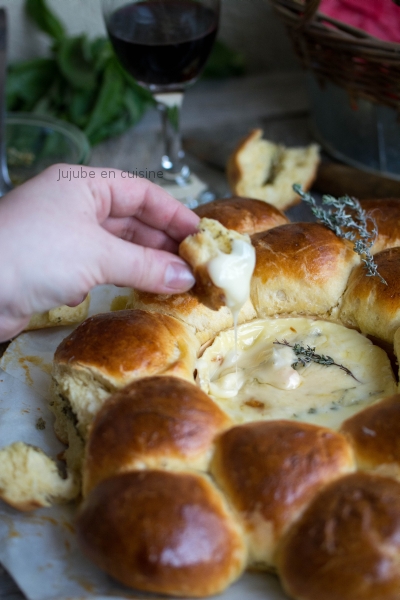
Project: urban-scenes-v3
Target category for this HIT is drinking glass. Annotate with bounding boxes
[102,0,220,204]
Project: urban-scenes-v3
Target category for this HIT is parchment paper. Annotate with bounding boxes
[0,285,289,600]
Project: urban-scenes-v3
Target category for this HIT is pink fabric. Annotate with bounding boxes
[319,0,400,43]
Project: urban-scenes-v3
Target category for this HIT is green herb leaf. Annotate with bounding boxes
[57,35,98,90]
[84,59,126,143]
[25,0,65,43]
[203,40,245,79]
[274,339,360,382]
[294,184,387,285]
[6,58,58,111]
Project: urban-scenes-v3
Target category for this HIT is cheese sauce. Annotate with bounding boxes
[196,317,397,429]
[207,239,256,321]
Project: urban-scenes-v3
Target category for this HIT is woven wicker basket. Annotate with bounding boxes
[270,0,400,111]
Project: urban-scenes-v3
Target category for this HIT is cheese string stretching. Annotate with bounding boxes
[0,164,200,342]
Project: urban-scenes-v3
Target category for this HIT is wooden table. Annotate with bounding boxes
[0,70,315,600]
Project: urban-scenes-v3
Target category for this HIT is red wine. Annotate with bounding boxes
[107,0,219,91]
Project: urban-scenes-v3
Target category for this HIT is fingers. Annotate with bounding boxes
[96,175,200,242]
[102,216,179,253]
[98,231,195,294]
[0,315,31,343]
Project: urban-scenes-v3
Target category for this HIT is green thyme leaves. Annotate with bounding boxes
[293,184,387,285]
[274,339,360,382]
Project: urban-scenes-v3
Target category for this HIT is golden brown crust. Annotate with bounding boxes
[250,222,359,318]
[83,376,232,495]
[360,198,400,254]
[76,470,247,597]
[341,395,400,473]
[211,421,354,569]
[54,309,198,385]
[339,247,400,343]
[127,289,256,345]
[277,472,400,600]
[194,196,289,235]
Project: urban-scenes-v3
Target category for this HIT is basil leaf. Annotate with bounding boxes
[7,58,58,111]
[57,35,98,90]
[84,60,125,142]
[25,0,65,43]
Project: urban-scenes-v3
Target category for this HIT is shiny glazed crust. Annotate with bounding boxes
[277,472,400,600]
[41,200,400,598]
[76,470,247,597]
[83,376,232,495]
[211,421,354,569]
[251,222,359,318]
[341,394,400,474]
[360,198,400,254]
[194,196,289,235]
[339,247,400,343]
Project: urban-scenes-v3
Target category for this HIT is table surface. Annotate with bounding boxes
[0,70,314,600]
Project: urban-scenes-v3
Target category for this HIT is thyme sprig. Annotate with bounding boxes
[293,184,387,285]
[274,339,360,382]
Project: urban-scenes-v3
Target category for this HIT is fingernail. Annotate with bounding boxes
[164,262,195,291]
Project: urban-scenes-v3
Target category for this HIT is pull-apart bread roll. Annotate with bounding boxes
[340,247,400,344]
[251,222,359,319]
[277,472,400,600]
[83,376,232,496]
[76,470,247,597]
[52,309,199,440]
[360,198,400,254]
[127,288,256,345]
[227,129,320,210]
[179,217,256,312]
[0,442,79,510]
[211,421,354,570]
[341,394,400,478]
[25,295,90,331]
[194,196,289,235]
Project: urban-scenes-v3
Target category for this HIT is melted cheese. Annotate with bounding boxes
[196,317,397,429]
[207,239,256,317]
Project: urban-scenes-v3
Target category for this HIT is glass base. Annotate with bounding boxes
[158,173,214,208]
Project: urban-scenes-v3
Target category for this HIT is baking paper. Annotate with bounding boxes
[0,285,289,600]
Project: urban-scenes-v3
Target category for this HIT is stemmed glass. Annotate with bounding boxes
[102,0,220,205]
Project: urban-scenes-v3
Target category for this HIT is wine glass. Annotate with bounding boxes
[102,0,220,206]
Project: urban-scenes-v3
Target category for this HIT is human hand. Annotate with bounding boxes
[0,165,200,341]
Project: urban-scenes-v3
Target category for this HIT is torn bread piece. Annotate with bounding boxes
[0,442,80,511]
[227,129,320,211]
[25,295,90,331]
[179,217,255,312]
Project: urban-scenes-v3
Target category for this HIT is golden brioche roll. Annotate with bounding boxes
[360,198,400,254]
[227,129,320,211]
[277,472,400,600]
[339,247,400,344]
[210,421,354,570]
[52,309,199,439]
[341,395,400,478]
[251,222,359,319]
[127,289,256,346]
[179,217,254,311]
[76,470,247,597]
[194,196,289,235]
[83,376,232,495]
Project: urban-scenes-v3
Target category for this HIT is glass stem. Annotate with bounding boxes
[155,92,190,184]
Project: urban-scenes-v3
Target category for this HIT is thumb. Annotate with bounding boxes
[98,234,195,294]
